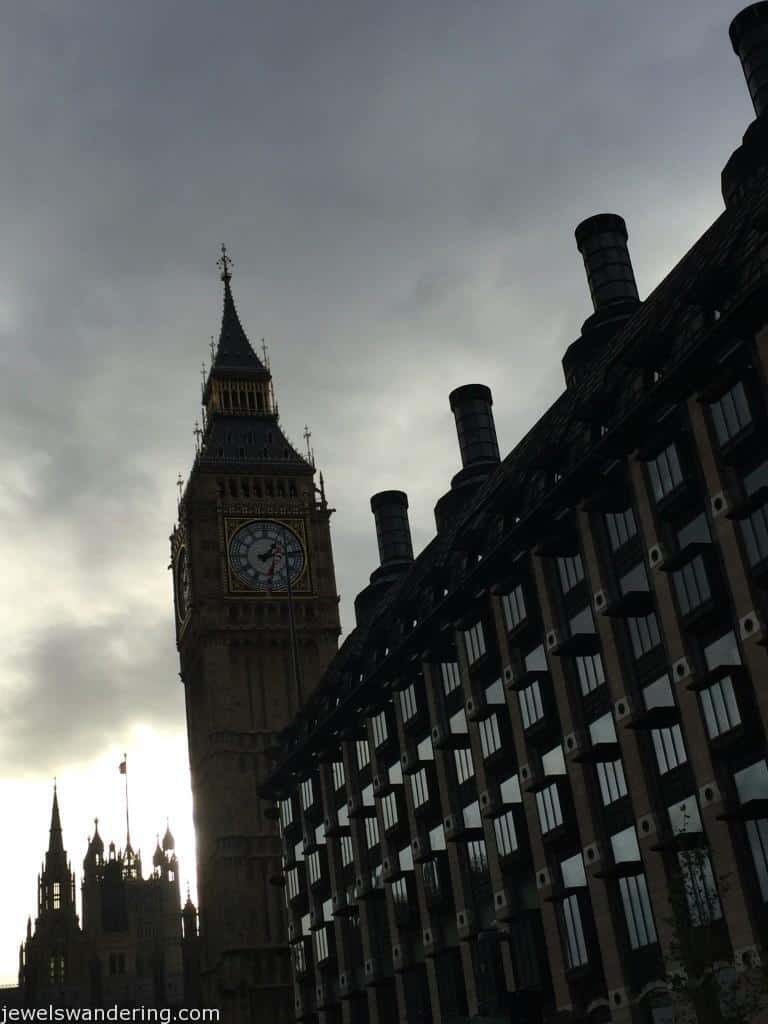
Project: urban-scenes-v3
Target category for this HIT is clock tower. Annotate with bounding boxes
[170,249,341,1021]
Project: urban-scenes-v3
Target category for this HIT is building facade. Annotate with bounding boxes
[262,5,768,1023]
[16,788,198,1009]
[170,251,341,1020]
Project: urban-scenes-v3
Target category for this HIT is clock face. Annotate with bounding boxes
[228,520,306,593]
[176,548,191,621]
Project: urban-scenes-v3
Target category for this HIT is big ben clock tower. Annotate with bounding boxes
[170,248,341,1021]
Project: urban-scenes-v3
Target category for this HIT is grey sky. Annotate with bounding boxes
[0,0,755,980]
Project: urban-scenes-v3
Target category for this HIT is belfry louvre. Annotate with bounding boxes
[262,5,768,1022]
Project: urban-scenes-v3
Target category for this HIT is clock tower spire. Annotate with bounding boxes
[170,250,341,1022]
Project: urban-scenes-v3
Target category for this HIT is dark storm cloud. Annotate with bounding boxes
[0,0,755,775]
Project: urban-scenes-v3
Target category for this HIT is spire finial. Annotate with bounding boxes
[194,421,202,454]
[209,336,216,362]
[177,474,183,500]
[303,425,312,459]
[261,339,270,367]
[217,243,233,283]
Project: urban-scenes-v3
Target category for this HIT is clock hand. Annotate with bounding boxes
[257,542,277,563]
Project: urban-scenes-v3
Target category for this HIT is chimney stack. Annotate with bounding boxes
[434,385,500,533]
[370,490,414,568]
[449,384,500,471]
[723,5,768,206]
[730,3,768,119]
[562,214,640,387]
[354,491,414,627]
[574,214,639,314]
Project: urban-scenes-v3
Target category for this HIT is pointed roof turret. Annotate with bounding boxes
[213,245,269,373]
[162,821,175,852]
[153,834,164,868]
[48,781,63,854]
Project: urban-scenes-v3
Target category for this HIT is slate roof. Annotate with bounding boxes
[199,415,309,467]
[214,276,269,374]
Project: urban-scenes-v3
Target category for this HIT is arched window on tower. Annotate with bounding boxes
[53,882,61,909]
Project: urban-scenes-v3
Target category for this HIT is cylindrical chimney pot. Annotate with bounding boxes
[574,214,639,313]
[370,490,414,567]
[731,3,768,118]
[449,384,500,469]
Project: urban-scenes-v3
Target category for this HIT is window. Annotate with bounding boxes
[536,784,563,834]
[449,708,468,735]
[557,554,585,594]
[464,622,486,664]
[391,877,409,905]
[494,809,518,857]
[518,680,544,729]
[699,631,743,739]
[356,739,371,770]
[301,778,314,811]
[485,677,505,705]
[710,381,752,446]
[371,710,388,748]
[313,927,330,963]
[340,836,354,868]
[410,769,430,809]
[560,854,588,969]
[560,894,588,969]
[618,874,657,949]
[280,799,294,831]
[525,643,548,672]
[576,652,605,696]
[467,839,488,874]
[734,761,768,901]
[332,761,345,792]
[365,817,380,849]
[668,797,722,925]
[704,629,741,670]
[454,747,475,785]
[479,714,502,759]
[643,675,687,774]
[441,661,462,695]
[422,860,440,897]
[595,756,627,806]
[741,461,768,567]
[500,774,522,804]
[287,869,300,901]
[620,562,651,595]
[308,851,322,885]
[53,882,61,909]
[292,942,307,975]
[569,606,596,636]
[49,956,65,984]
[647,444,684,502]
[628,613,662,659]
[611,828,657,949]
[700,680,741,739]
[502,585,527,631]
[606,508,638,551]
[399,683,418,722]
[677,513,711,548]
[672,556,711,615]
[381,791,398,832]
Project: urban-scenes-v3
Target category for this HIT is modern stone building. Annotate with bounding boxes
[170,249,342,1020]
[15,787,199,1009]
[261,5,768,1022]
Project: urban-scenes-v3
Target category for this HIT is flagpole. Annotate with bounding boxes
[122,752,131,846]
